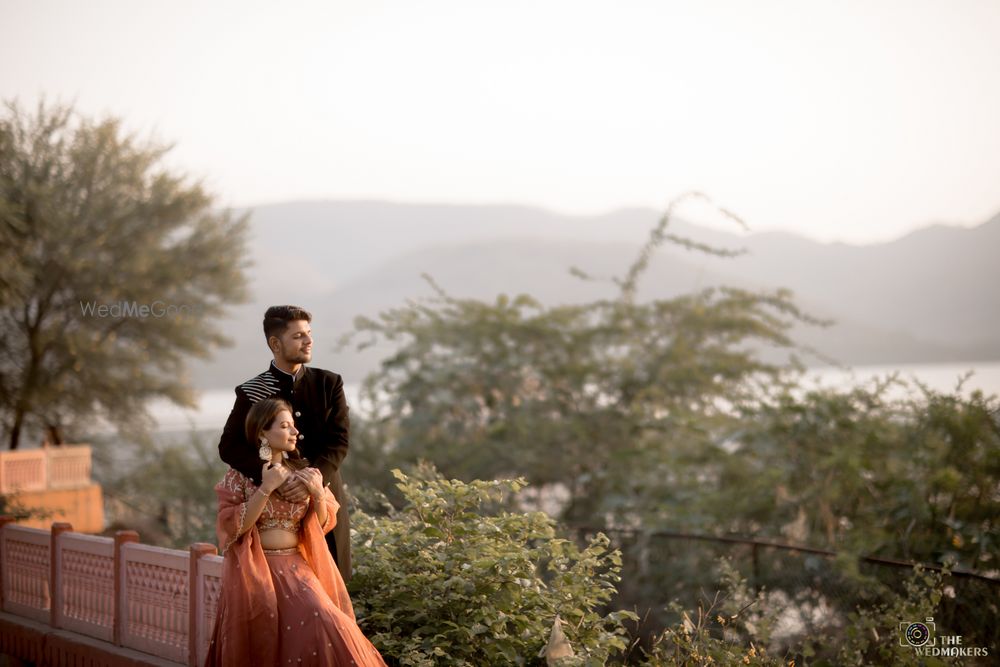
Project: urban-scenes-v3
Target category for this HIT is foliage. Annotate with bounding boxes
[826,565,961,667]
[345,193,820,531]
[639,559,967,667]
[637,557,791,666]
[91,430,228,547]
[641,606,785,666]
[0,99,249,449]
[349,466,637,666]
[340,192,1000,657]
[0,494,52,523]
[601,379,999,659]
[715,380,1000,569]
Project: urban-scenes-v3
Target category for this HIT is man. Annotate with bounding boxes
[218,305,351,580]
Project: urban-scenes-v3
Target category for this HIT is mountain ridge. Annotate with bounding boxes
[186,201,1000,390]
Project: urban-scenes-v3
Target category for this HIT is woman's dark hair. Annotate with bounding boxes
[245,397,308,469]
[262,305,312,341]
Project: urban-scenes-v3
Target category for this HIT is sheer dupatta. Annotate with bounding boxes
[294,484,355,619]
[212,470,353,667]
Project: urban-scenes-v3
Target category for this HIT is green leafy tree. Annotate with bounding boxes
[340,192,999,656]
[346,193,820,531]
[0,100,249,448]
[714,380,1000,569]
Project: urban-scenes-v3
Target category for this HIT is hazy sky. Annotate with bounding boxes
[3,0,999,243]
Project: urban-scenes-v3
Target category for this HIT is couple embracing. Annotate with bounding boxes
[205,305,386,666]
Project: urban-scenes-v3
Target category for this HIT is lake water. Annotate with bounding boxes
[148,362,1000,433]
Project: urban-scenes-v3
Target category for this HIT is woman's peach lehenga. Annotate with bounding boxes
[205,468,386,666]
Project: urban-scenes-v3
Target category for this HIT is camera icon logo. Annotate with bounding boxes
[899,617,936,647]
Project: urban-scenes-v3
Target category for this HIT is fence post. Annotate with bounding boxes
[50,522,72,629]
[751,542,760,595]
[0,515,16,609]
[188,542,217,667]
[114,530,139,646]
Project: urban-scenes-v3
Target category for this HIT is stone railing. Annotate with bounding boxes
[0,518,222,666]
[0,445,92,493]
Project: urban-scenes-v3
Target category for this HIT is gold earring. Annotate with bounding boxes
[258,438,272,461]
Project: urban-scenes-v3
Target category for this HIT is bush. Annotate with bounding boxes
[829,565,964,667]
[638,558,971,667]
[638,559,789,667]
[0,494,51,522]
[349,468,637,666]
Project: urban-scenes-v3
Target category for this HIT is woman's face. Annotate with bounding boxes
[262,409,298,452]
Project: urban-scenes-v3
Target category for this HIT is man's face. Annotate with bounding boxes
[271,319,312,364]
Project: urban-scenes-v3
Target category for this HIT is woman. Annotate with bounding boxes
[206,397,386,666]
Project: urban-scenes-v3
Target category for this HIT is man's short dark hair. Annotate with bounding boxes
[263,305,312,341]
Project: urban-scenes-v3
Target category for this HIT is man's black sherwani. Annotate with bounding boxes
[218,361,351,581]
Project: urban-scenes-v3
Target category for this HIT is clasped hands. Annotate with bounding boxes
[261,463,326,503]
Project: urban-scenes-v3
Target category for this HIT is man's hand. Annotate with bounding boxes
[294,467,326,499]
[275,473,310,503]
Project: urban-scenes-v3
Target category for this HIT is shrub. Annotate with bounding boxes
[349,468,637,666]
[0,494,50,522]
[829,565,963,667]
[638,558,969,667]
[638,558,788,667]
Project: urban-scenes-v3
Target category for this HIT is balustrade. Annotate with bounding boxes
[0,518,221,667]
[57,531,115,640]
[0,445,93,493]
[1,524,51,623]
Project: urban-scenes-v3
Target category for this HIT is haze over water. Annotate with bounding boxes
[147,362,1000,433]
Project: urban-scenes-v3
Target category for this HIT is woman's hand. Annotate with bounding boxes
[294,467,325,499]
[275,474,310,503]
[261,462,290,495]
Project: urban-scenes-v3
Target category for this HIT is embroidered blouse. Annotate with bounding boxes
[218,467,334,555]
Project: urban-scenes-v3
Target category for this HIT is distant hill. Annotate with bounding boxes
[188,202,1000,390]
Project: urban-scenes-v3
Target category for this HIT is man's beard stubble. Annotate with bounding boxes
[280,346,311,365]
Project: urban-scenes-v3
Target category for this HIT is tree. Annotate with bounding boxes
[341,194,1000,654]
[0,100,249,448]
[345,193,821,529]
[723,379,1000,568]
